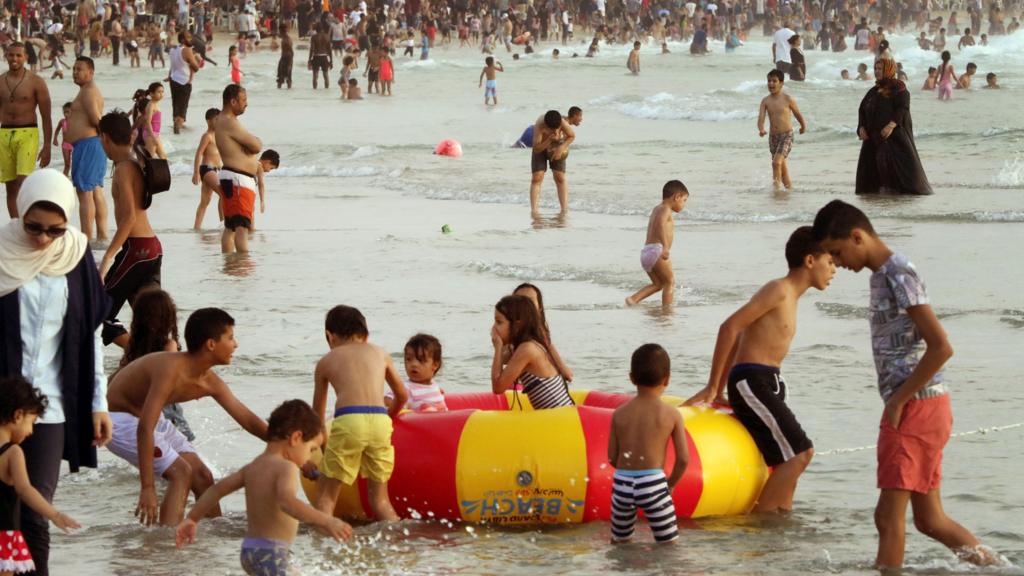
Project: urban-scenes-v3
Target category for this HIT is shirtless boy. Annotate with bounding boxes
[192,107,223,230]
[365,44,382,94]
[685,227,834,512]
[214,84,262,253]
[626,180,688,307]
[529,110,576,216]
[957,62,977,89]
[66,56,108,241]
[96,111,162,348]
[106,308,268,526]
[608,343,688,543]
[176,400,351,576]
[308,24,333,89]
[312,305,408,523]
[758,69,807,190]
[0,43,53,218]
[627,41,641,74]
[478,56,504,106]
[249,149,280,232]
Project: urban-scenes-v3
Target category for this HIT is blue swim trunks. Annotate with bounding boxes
[240,537,290,576]
[485,78,497,98]
[515,124,534,148]
[71,136,107,192]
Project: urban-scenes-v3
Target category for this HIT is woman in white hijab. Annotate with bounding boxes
[0,169,112,576]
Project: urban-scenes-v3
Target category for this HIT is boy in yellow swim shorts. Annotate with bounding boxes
[311,305,408,522]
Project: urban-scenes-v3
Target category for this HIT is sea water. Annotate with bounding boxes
[35,30,1024,574]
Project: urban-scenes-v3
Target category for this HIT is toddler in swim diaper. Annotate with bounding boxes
[386,334,448,413]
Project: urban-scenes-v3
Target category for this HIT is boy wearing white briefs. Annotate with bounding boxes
[626,180,688,307]
[385,334,448,413]
[608,343,688,543]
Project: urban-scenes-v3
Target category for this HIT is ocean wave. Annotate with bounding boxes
[594,91,756,122]
[465,260,630,288]
[815,302,868,319]
[168,162,382,178]
[994,155,1024,187]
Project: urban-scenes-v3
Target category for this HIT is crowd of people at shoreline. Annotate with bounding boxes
[0,0,1020,574]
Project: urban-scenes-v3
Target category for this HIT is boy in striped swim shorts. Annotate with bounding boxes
[607,343,689,543]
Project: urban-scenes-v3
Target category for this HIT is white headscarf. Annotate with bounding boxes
[0,169,89,297]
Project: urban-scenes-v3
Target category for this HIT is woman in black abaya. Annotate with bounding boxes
[855,58,933,195]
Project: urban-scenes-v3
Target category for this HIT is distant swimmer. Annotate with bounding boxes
[626,180,688,308]
[478,56,504,106]
[529,109,578,216]
[308,23,333,90]
[514,106,582,148]
[627,41,640,74]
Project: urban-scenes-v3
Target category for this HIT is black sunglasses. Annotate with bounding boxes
[23,222,68,238]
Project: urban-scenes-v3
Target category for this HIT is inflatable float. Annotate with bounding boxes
[301,390,768,525]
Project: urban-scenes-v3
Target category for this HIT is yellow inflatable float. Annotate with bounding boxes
[301,390,768,524]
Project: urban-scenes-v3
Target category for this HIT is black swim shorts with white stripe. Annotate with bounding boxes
[727,363,813,467]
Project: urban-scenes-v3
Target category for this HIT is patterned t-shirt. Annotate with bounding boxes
[869,252,947,402]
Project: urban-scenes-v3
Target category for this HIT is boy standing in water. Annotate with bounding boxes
[685,227,834,512]
[626,180,688,307]
[249,149,280,232]
[312,306,407,523]
[608,343,688,543]
[812,200,1000,569]
[479,56,504,106]
[176,400,352,574]
[627,41,641,74]
[758,69,807,190]
[192,108,223,230]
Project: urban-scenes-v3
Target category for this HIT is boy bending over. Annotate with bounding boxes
[106,308,268,526]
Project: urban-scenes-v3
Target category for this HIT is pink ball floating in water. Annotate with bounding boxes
[434,140,463,158]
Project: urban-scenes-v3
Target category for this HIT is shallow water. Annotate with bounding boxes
[29,30,1024,574]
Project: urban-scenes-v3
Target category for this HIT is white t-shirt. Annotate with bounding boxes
[135,0,146,15]
[684,1,697,16]
[773,27,795,63]
[707,2,718,14]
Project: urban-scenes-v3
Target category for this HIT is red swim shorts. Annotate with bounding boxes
[877,394,952,494]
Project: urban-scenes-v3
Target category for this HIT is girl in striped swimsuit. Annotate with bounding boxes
[491,295,575,410]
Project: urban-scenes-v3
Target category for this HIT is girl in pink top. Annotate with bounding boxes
[53,103,74,177]
[937,50,956,101]
[385,334,448,413]
[131,82,167,159]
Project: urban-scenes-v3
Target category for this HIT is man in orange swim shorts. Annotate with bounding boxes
[213,83,263,253]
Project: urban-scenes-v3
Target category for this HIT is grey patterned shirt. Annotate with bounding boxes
[869,252,947,402]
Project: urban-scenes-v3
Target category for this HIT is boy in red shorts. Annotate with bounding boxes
[812,200,1000,570]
